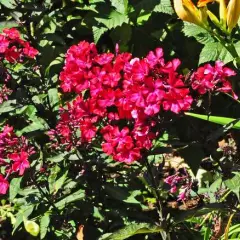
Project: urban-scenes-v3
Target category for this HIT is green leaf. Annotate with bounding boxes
[53,169,68,195]
[95,10,129,29]
[185,112,240,130]
[104,184,141,204]
[222,224,240,239]
[0,21,18,32]
[47,153,68,163]
[209,178,222,193]
[110,23,132,45]
[111,0,128,14]
[45,56,64,76]
[204,227,211,240]
[137,12,151,25]
[93,206,104,221]
[13,205,34,233]
[16,119,49,136]
[174,203,226,224]
[55,189,85,209]
[40,213,50,239]
[48,165,61,194]
[207,119,240,143]
[199,42,233,65]
[224,174,240,200]
[182,23,214,45]
[0,100,17,113]
[153,0,174,15]
[0,0,17,9]
[100,223,163,240]
[15,105,37,118]
[134,0,160,12]
[48,88,59,112]
[178,143,204,174]
[9,177,22,202]
[92,26,108,43]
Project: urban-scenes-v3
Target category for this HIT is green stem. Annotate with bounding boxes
[143,158,170,240]
[205,27,240,67]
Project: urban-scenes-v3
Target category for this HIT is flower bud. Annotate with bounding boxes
[227,0,240,32]
[219,0,227,24]
[207,10,221,27]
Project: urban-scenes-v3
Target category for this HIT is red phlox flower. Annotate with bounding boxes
[146,48,164,67]
[0,28,38,64]
[0,125,34,194]
[94,53,114,65]
[80,117,97,142]
[191,61,237,98]
[163,88,193,114]
[101,125,142,163]
[23,42,39,58]
[9,151,30,176]
[0,174,9,194]
[3,28,20,40]
[54,41,197,163]
[102,71,121,87]
[114,52,132,72]
[5,46,21,63]
[0,35,9,53]
[131,59,149,82]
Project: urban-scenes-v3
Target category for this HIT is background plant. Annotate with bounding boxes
[0,0,240,240]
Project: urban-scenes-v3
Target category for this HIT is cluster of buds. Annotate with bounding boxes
[174,0,240,33]
[0,126,35,194]
[164,168,194,201]
[0,85,12,104]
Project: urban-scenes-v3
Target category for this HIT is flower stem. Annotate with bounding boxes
[206,27,240,67]
[143,157,170,240]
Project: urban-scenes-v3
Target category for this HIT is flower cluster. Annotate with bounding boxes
[0,28,39,105]
[0,125,35,194]
[51,41,236,163]
[190,61,237,98]
[49,41,193,163]
[0,28,38,63]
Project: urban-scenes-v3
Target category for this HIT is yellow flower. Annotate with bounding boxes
[227,0,240,32]
[197,0,240,32]
[198,0,226,23]
[173,0,208,27]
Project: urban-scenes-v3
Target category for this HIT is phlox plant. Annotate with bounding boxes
[0,1,240,240]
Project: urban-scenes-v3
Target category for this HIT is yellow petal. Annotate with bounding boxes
[199,6,209,24]
[77,225,84,240]
[219,0,227,23]
[197,0,216,7]
[174,0,201,25]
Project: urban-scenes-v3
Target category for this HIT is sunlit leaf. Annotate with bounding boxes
[100,223,163,240]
